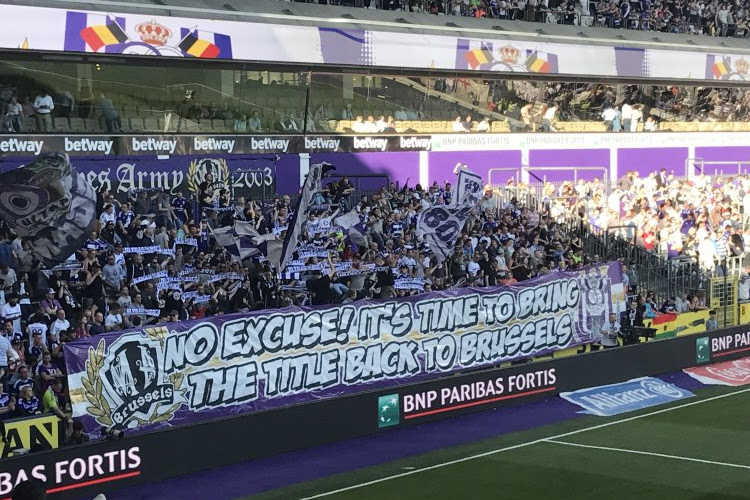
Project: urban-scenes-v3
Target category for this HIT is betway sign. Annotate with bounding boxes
[0,138,44,155]
[0,133,443,156]
[193,137,236,153]
[250,137,290,152]
[132,137,178,154]
[65,137,113,154]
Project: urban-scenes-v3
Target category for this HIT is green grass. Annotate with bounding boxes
[242,385,750,500]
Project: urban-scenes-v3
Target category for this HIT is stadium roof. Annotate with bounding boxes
[7,0,750,55]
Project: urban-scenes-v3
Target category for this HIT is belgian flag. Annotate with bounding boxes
[465,44,494,70]
[712,58,730,79]
[178,30,221,59]
[80,17,128,52]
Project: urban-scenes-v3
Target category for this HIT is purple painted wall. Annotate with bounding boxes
[428,150,523,186]
[617,147,689,179]
[310,152,418,191]
[694,146,750,177]
[528,149,610,182]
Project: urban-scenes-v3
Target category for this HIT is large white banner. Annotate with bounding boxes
[1,4,749,82]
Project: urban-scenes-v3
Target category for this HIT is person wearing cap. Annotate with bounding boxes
[40,289,61,316]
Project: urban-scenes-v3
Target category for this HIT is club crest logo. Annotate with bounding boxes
[82,328,183,430]
[187,158,230,195]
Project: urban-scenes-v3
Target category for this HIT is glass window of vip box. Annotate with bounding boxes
[2,53,750,135]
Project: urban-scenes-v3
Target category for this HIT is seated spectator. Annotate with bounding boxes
[351,116,366,133]
[463,115,474,131]
[451,116,465,132]
[15,385,40,417]
[234,115,248,133]
[248,111,263,132]
[341,103,354,120]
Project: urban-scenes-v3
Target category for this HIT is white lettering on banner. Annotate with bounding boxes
[193,137,236,153]
[712,331,750,353]
[113,163,184,195]
[233,166,274,190]
[305,137,341,151]
[69,265,622,430]
[0,138,43,155]
[403,368,557,415]
[400,136,432,150]
[131,137,178,154]
[352,137,388,151]
[250,137,290,152]
[0,446,141,495]
[64,137,113,154]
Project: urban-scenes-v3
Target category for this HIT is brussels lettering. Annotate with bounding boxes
[75,271,615,425]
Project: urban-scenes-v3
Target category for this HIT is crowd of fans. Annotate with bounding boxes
[0,159,745,450]
[291,0,750,36]
[537,170,750,282]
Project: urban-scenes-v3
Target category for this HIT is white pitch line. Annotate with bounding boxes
[544,439,750,470]
[297,387,750,499]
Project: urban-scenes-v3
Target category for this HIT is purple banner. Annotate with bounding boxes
[65,262,624,435]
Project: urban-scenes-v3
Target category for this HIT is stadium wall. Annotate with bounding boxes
[2,325,748,499]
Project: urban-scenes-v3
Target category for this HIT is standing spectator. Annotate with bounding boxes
[621,101,633,132]
[1,294,21,336]
[49,309,70,339]
[89,312,106,336]
[2,97,23,133]
[97,93,121,132]
[706,309,719,330]
[105,304,124,332]
[32,91,54,132]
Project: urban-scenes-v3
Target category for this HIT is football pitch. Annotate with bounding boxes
[247,385,750,500]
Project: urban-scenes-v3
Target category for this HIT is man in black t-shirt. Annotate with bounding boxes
[307,256,336,305]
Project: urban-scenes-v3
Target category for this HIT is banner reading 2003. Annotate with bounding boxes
[65,263,624,435]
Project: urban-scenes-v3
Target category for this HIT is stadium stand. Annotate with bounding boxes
[3,69,750,134]
[283,0,750,37]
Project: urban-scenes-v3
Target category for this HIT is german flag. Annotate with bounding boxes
[465,45,493,69]
[712,59,729,79]
[80,17,128,52]
[178,30,221,59]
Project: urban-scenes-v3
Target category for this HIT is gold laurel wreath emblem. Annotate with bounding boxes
[81,330,185,428]
[187,158,230,195]
[81,339,112,427]
[187,159,200,194]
